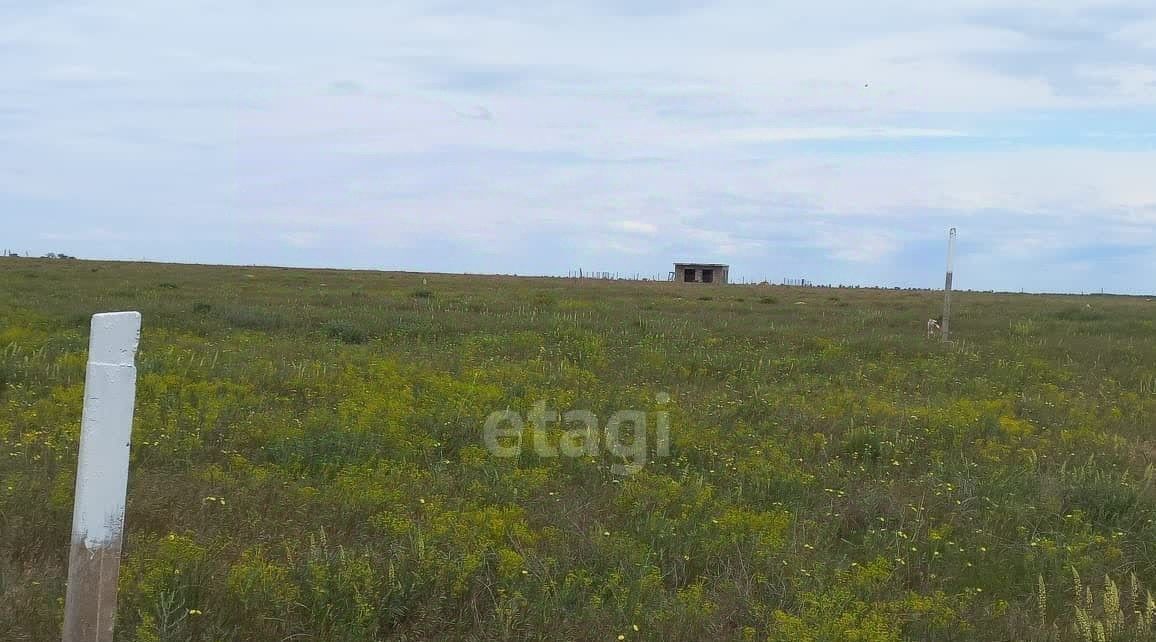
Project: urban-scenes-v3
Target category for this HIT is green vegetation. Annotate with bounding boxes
[2,259,1155,641]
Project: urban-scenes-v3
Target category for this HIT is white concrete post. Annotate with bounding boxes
[62,312,141,642]
[942,228,956,341]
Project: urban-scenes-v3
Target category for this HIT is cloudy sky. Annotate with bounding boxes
[3,1,1156,293]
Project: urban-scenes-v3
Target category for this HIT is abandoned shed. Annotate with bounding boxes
[674,263,729,284]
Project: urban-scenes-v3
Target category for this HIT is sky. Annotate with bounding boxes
[2,1,1156,293]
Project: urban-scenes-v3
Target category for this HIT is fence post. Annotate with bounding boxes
[62,312,141,642]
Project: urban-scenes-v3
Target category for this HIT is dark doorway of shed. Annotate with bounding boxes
[702,269,714,283]
[684,268,695,282]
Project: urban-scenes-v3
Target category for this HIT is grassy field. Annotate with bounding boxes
[2,258,1155,641]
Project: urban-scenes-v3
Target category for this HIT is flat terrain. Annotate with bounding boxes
[2,258,1155,641]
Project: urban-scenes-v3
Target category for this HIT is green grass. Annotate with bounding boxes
[1,258,1155,641]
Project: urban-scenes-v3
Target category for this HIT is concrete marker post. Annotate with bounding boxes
[942,228,956,341]
[62,312,142,642]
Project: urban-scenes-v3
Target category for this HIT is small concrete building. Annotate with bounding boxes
[674,263,729,284]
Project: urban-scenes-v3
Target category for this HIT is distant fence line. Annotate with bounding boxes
[565,270,664,281]
[561,271,838,286]
[782,278,813,287]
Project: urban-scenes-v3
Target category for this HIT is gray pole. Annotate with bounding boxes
[942,228,956,341]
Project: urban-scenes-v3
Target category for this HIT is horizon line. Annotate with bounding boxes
[4,255,1152,299]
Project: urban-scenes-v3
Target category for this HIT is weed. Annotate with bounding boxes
[324,320,368,345]
[1054,306,1106,322]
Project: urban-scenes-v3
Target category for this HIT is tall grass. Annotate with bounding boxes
[1,259,1154,640]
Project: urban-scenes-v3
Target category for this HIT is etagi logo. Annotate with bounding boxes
[482,394,671,475]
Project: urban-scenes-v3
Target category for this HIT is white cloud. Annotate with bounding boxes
[813,227,902,263]
[1114,20,1156,49]
[3,0,1156,292]
[280,232,321,248]
[1075,64,1156,99]
[715,127,970,143]
[614,220,660,235]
